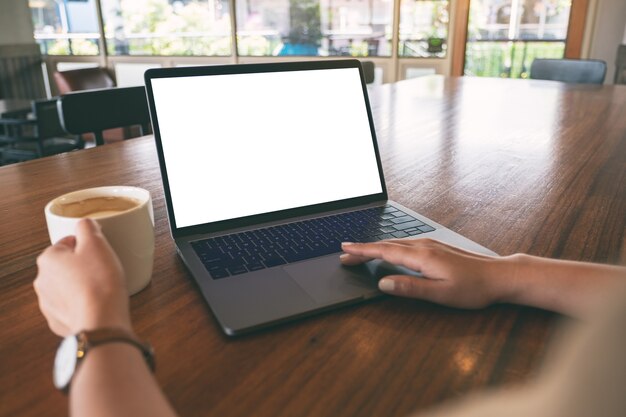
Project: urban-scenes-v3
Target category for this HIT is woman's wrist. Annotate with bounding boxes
[483,253,533,305]
[75,302,133,334]
[78,316,134,334]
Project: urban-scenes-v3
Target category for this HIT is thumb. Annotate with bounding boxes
[378,275,443,301]
[55,235,77,250]
[75,218,104,249]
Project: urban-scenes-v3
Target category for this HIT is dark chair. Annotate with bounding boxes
[530,58,607,84]
[53,67,116,95]
[361,61,376,84]
[615,45,626,85]
[53,67,133,143]
[0,99,84,164]
[57,86,151,146]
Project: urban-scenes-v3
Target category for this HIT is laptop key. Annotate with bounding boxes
[197,247,222,257]
[406,229,423,236]
[393,220,425,231]
[204,261,224,271]
[245,255,263,264]
[391,231,409,238]
[283,251,311,263]
[391,215,414,224]
[263,256,286,268]
[375,233,395,240]
[308,245,341,258]
[418,225,436,233]
[284,245,338,262]
[201,256,224,264]
[326,240,342,252]
[228,265,248,275]
[247,263,265,271]
[209,269,229,279]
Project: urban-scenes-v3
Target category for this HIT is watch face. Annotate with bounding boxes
[53,335,78,390]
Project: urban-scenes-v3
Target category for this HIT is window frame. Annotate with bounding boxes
[37,0,462,87]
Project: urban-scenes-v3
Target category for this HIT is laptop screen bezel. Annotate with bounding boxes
[144,59,388,238]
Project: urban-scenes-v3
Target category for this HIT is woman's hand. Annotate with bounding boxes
[34,218,131,336]
[340,238,517,309]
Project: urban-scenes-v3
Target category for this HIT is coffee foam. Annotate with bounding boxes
[52,196,141,218]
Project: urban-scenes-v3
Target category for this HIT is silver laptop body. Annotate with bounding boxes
[144,60,495,336]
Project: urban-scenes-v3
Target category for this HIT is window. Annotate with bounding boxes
[236,0,394,56]
[30,0,100,55]
[399,0,449,57]
[100,0,232,56]
[29,0,450,60]
[464,0,572,77]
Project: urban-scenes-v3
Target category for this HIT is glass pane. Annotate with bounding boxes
[405,67,436,78]
[465,0,572,77]
[114,63,162,86]
[468,0,571,41]
[30,0,100,55]
[464,40,565,77]
[236,0,393,57]
[101,0,232,56]
[399,0,449,58]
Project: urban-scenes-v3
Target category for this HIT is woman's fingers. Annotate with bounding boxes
[378,274,446,301]
[75,218,104,250]
[33,288,72,336]
[55,235,77,250]
[341,241,427,272]
[339,253,373,265]
[339,239,501,308]
[339,240,417,265]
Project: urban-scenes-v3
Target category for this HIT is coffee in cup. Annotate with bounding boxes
[53,196,141,219]
[45,186,155,296]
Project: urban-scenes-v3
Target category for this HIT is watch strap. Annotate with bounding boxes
[78,328,155,371]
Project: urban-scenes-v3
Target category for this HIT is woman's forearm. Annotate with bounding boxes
[71,343,179,417]
[496,254,624,318]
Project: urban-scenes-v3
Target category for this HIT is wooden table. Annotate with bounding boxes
[1,76,624,417]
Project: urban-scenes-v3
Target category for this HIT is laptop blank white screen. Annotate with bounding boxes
[151,67,383,228]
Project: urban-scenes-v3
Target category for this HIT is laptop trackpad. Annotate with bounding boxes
[285,255,424,305]
[284,254,379,305]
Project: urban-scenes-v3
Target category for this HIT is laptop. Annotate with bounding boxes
[144,60,496,336]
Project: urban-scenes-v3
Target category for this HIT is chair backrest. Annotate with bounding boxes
[530,58,607,84]
[53,67,115,95]
[32,99,68,139]
[0,44,46,99]
[615,45,626,84]
[361,61,375,84]
[57,86,151,146]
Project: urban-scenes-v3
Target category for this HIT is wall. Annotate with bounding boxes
[584,0,626,83]
[0,0,35,45]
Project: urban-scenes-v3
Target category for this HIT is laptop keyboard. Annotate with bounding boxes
[191,204,435,279]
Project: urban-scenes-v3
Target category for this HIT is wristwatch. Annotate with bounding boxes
[53,327,155,391]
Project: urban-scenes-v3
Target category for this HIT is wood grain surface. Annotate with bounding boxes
[1,75,624,417]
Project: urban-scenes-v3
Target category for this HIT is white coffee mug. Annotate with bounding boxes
[44,186,155,296]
